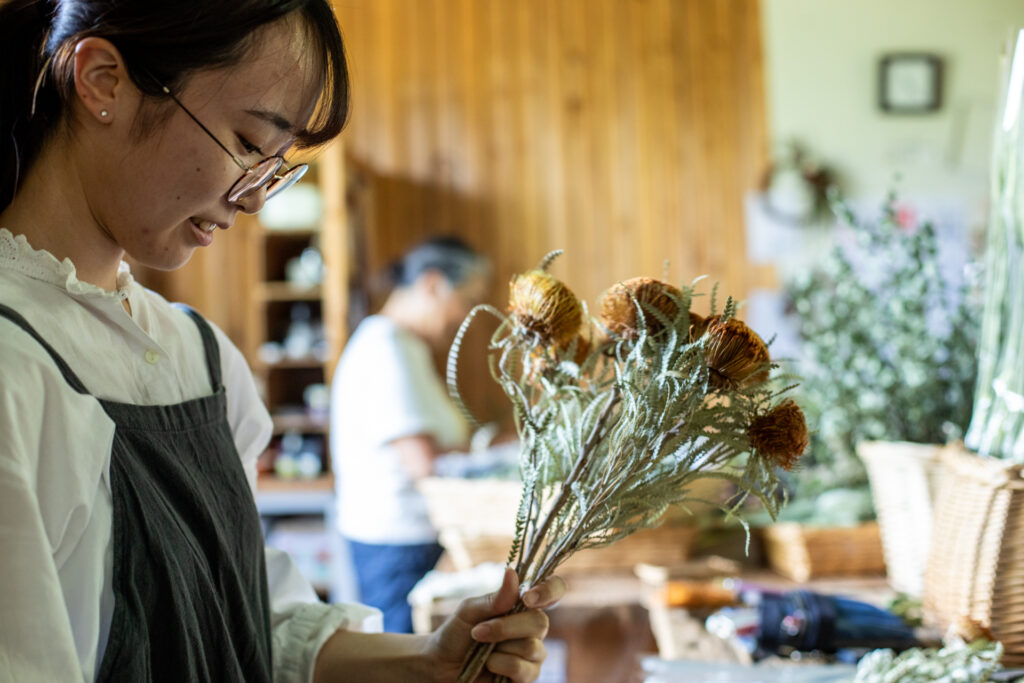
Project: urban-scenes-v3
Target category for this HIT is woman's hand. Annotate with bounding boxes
[428,568,566,682]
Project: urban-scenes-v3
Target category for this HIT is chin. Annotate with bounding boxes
[129,246,197,273]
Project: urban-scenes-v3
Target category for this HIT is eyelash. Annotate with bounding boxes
[238,136,263,156]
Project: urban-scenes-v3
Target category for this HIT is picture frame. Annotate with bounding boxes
[878,53,943,114]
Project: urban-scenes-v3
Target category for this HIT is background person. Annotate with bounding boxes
[331,236,490,633]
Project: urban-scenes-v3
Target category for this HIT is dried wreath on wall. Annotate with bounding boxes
[446,252,807,682]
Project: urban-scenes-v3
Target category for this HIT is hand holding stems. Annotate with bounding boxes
[313,568,566,683]
[432,568,566,682]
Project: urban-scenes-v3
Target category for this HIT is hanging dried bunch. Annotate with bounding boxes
[447,253,800,683]
[508,257,582,349]
[704,316,770,389]
[748,399,809,471]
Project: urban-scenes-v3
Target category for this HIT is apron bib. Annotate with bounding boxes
[0,304,272,683]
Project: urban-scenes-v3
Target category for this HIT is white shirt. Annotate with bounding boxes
[331,315,469,544]
[0,228,380,683]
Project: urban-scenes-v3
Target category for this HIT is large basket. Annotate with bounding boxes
[858,441,944,597]
[761,521,886,583]
[922,444,1024,666]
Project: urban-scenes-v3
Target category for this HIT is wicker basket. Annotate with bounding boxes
[922,444,1024,666]
[418,476,703,573]
[438,520,701,574]
[858,441,944,597]
[418,477,523,538]
[761,521,886,583]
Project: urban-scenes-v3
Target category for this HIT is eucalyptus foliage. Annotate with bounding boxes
[787,193,979,495]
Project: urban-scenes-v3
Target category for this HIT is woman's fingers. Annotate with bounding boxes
[454,568,519,628]
[484,649,542,683]
[521,574,567,609]
[454,571,568,630]
[470,607,549,643]
[494,636,547,663]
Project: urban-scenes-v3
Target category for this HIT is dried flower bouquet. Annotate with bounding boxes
[446,252,806,682]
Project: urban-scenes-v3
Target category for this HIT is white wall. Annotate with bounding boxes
[761,0,1024,233]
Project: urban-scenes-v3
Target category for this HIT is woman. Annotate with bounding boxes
[0,1,562,681]
[331,237,490,634]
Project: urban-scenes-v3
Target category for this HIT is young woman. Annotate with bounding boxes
[0,1,562,681]
[331,237,490,634]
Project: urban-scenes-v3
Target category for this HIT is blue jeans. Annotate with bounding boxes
[346,539,444,633]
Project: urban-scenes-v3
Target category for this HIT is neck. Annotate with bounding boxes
[0,135,125,291]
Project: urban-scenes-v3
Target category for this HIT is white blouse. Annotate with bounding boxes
[331,315,469,545]
[0,228,380,683]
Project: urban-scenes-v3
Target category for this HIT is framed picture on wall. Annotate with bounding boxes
[878,53,943,113]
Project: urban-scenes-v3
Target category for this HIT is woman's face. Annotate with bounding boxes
[82,19,320,270]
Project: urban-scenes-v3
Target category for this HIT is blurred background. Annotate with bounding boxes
[131,2,1024,681]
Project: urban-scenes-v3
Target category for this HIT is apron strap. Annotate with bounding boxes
[174,304,223,393]
[0,303,91,395]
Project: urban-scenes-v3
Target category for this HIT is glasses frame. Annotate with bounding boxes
[159,84,308,203]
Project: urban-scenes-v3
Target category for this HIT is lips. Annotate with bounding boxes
[189,218,216,246]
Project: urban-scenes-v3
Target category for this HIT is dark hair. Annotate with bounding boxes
[388,237,489,290]
[0,0,349,211]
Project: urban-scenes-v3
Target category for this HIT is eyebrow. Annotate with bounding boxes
[246,108,296,134]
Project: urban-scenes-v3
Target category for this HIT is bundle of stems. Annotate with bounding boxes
[447,253,807,682]
[965,29,1024,461]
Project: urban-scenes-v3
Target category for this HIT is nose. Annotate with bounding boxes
[235,185,269,215]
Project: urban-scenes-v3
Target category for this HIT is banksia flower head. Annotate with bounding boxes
[508,253,582,349]
[599,277,686,341]
[704,316,770,389]
[748,399,808,470]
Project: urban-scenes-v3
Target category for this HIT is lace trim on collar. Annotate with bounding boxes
[0,228,134,301]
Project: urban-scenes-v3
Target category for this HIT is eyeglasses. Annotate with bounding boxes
[160,84,308,203]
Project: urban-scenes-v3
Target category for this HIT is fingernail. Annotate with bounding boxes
[522,591,537,607]
[471,623,492,640]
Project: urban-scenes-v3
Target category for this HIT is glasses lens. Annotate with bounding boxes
[227,157,284,202]
[266,164,309,200]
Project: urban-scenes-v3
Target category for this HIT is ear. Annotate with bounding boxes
[72,37,132,124]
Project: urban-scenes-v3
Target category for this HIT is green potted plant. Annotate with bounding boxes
[780,190,979,591]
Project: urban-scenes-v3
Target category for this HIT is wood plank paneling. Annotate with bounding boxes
[333,0,768,423]
[335,0,767,303]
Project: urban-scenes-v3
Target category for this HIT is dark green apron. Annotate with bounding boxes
[0,303,272,682]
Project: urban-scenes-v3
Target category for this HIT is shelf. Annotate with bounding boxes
[255,357,326,371]
[271,412,329,434]
[258,472,334,493]
[256,474,335,516]
[261,227,320,239]
[256,282,323,302]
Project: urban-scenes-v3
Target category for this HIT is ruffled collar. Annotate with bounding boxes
[0,227,134,301]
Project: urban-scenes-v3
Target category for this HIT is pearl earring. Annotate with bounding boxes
[100,110,109,118]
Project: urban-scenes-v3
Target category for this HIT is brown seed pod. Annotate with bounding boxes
[508,270,583,348]
[599,277,685,340]
[704,316,770,389]
[747,399,808,470]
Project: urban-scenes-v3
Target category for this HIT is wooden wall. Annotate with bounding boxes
[335,0,772,312]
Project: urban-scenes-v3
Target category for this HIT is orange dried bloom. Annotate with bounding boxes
[704,316,770,389]
[748,399,808,470]
[599,277,683,340]
[508,270,582,348]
